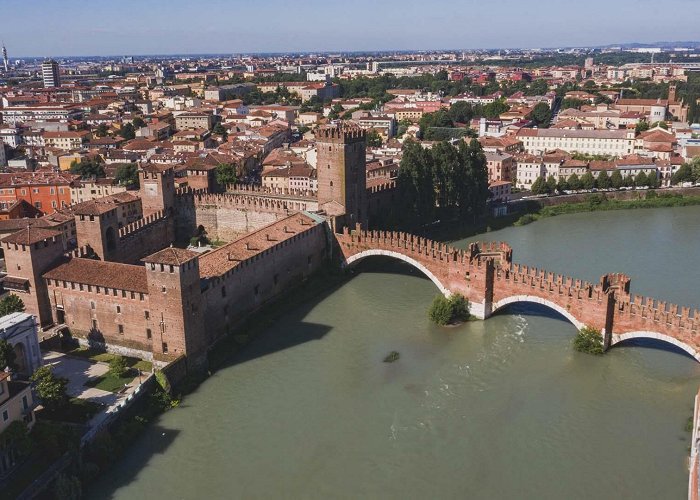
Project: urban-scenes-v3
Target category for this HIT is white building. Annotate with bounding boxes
[0,312,43,378]
[517,129,635,156]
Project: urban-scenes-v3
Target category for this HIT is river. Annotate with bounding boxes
[91,206,700,499]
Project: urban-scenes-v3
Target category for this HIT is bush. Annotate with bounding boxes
[428,294,471,326]
[108,356,129,378]
[573,326,604,355]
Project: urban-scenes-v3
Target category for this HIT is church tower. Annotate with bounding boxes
[315,124,367,230]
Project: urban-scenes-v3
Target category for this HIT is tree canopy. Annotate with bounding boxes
[0,294,25,316]
[396,139,489,228]
[215,163,238,188]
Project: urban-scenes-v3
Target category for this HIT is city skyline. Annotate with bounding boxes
[2,0,699,57]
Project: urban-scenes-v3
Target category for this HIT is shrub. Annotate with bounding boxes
[573,326,604,355]
[428,294,471,326]
[108,356,129,378]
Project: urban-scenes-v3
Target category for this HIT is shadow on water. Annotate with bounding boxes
[494,302,697,361]
[491,301,574,324]
[218,257,434,370]
[87,425,180,499]
[612,337,697,362]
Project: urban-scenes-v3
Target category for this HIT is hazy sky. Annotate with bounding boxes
[2,0,699,57]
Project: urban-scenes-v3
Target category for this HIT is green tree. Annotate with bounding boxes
[132,117,146,129]
[70,158,105,179]
[635,121,650,135]
[396,118,412,137]
[530,176,547,194]
[119,123,135,140]
[545,175,557,193]
[366,129,383,147]
[596,170,612,189]
[530,102,552,128]
[95,123,109,137]
[634,171,648,187]
[567,173,582,190]
[561,98,588,110]
[108,356,129,378]
[623,175,635,188]
[646,171,659,188]
[448,101,475,123]
[580,171,596,189]
[115,163,139,188]
[212,122,228,141]
[0,294,25,316]
[672,163,694,185]
[30,366,68,410]
[428,294,470,325]
[573,326,604,355]
[215,163,238,188]
[481,99,509,119]
[610,170,624,189]
[0,339,17,372]
[556,177,569,192]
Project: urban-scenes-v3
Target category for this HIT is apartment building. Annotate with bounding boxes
[517,128,635,156]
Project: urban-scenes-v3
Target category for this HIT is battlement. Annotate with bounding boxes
[67,245,96,259]
[496,264,607,301]
[119,210,168,240]
[316,123,366,143]
[228,184,317,199]
[618,294,700,325]
[367,181,397,195]
[193,192,315,214]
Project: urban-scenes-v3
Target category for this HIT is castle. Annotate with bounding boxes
[1,124,394,368]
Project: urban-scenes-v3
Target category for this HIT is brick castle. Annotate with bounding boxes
[2,123,698,370]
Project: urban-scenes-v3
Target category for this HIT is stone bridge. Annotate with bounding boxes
[335,226,700,360]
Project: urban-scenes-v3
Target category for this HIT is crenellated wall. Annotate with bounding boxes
[116,211,174,264]
[335,226,700,360]
[175,188,319,242]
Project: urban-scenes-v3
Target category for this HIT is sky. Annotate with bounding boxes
[2,0,699,57]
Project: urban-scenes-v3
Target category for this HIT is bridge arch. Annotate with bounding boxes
[611,331,700,362]
[491,295,585,330]
[342,249,450,296]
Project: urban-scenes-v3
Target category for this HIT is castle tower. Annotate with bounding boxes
[139,164,175,217]
[73,203,122,262]
[143,248,206,364]
[1,228,66,326]
[316,124,367,230]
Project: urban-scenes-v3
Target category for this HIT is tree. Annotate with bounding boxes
[481,99,509,119]
[567,173,582,191]
[610,170,624,189]
[530,102,552,128]
[428,294,470,325]
[596,170,612,189]
[108,356,129,378]
[119,123,135,140]
[635,121,650,135]
[646,171,659,188]
[672,163,694,185]
[212,122,228,141]
[132,117,146,129]
[546,175,557,193]
[366,129,383,148]
[561,98,588,110]
[215,163,237,188]
[95,123,109,137]
[0,294,25,316]
[0,339,17,372]
[556,177,569,192]
[623,175,635,188]
[115,163,139,188]
[448,101,475,123]
[580,171,596,189]
[634,171,648,187]
[70,158,105,179]
[30,366,68,410]
[530,176,547,194]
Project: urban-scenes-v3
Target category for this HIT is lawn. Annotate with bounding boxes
[66,347,153,372]
[36,397,101,424]
[84,370,139,393]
